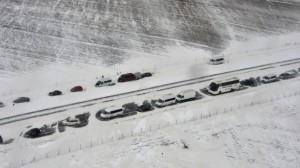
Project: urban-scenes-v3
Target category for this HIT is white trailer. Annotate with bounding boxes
[176,89,197,102]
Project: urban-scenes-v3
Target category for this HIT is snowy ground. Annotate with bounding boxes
[1,0,300,167]
[0,32,300,119]
[0,71,299,168]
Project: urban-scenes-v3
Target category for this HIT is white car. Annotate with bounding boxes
[62,118,81,126]
[262,74,277,83]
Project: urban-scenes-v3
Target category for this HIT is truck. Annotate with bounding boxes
[176,89,197,102]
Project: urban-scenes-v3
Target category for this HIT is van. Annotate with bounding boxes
[208,56,224,65]
[71,86,83,92]
[100,105,124,118]
[95,78,115,87]
[118,73,136,82]
[155,94,176,107]
[261,74,277,83]
[176,89,197,102]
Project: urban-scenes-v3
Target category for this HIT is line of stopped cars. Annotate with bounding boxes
[0,72,153,107]
[98,68,299,120]
[0,68,299,108]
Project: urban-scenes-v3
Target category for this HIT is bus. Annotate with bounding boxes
[206,77,240,95]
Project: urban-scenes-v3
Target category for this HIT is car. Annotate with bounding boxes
[278,70,298,80]
[100,105,124,118]
[62,117,81,126]
[134,72,142,80]
[176,89,197,102]
[71,86,83,92]
[13,97,30,103]
[141,72,152,78]
[48,90,62,96]
[261,74,277,83]
[118,73,136,82]
[95,78,115,87]
[26,128,41,138]
[208,56,224,65]
[137,104,152,112]
[240,78,256,86]
[0,102,4,108]
[155,94,176,107]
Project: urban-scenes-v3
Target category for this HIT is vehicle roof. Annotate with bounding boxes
[159,94,175,100]
[210,56,224,59]
[178,89,196,94]
[68,118,79,121]
[263,74,277,77]
[285,70,296,74]
[105,105,123,112]
[213,77,239,84]
[121,73,134,76]
[98,77,112,82]
[18,97,28,99]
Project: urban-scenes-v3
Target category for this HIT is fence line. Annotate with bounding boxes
[8,89,300,168]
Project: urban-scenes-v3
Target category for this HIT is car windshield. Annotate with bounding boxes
[209,82,219,91]
[158,99,163,103]
[177,94,183,99]
[263,76,268,79]
[103,111,108,115]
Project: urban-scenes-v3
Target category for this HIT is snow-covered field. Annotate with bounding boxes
[1,0,300,167]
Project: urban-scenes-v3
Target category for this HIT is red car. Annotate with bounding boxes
[118,73,136,82]
[71,86,83,92]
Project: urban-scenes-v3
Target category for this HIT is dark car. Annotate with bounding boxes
[240,78,256,86]
[26,128,41,138]
[71,86,83,92]
[141,72,152,78]
[279,70,298,80]
[0,102,4,108]
[13,97,30,103]
[118,73,136,82]
[48,90,62,96]
[137,104,152,112]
